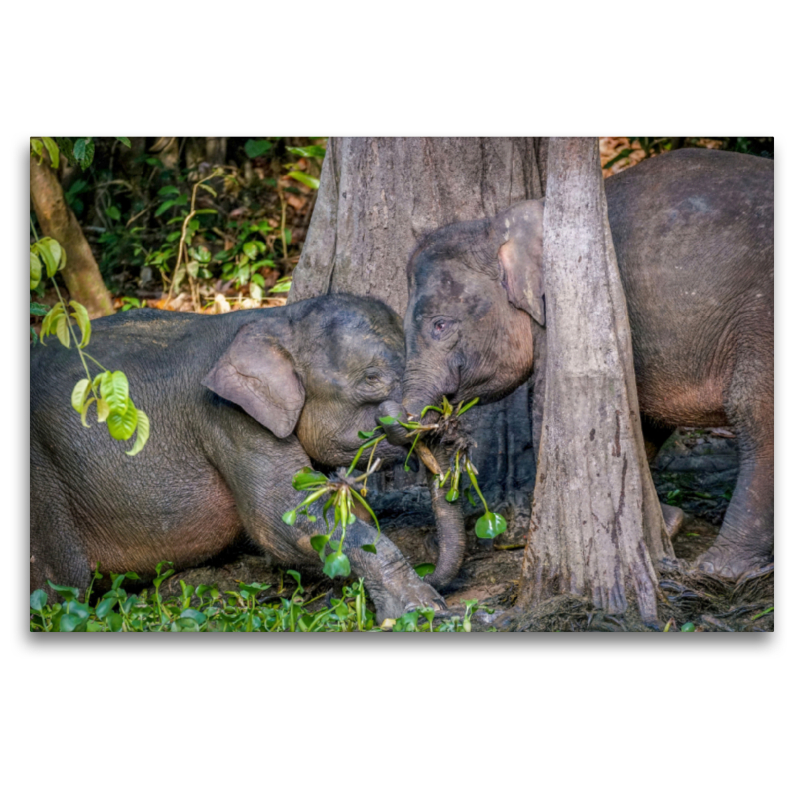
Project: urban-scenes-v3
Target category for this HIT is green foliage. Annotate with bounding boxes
[30,565,489,632]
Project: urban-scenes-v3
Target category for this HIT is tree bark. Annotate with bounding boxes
[289,137,544,524]
[518,137,671,626]
[30,153,114,318]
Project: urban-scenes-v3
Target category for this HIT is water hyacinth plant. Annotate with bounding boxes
[282,396,508,579]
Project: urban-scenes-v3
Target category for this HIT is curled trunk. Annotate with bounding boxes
[378,400,467,588]
[424,443,467,589]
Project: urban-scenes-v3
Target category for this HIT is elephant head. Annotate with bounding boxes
[400,200,545,419]
[203,294,409,470]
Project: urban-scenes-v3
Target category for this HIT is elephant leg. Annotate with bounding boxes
[641,416,684,539]
[699,354,774,577]
[30,490,91,600]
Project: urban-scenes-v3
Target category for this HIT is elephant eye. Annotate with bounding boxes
[431,318,455,340]
[364,370,382,384]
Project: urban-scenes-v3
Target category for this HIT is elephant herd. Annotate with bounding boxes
[30,148,774,622]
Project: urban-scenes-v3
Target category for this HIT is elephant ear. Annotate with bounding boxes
[202,321,305,438]
[494,199,546,326]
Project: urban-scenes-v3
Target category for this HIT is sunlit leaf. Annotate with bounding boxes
[291,468,328,491]
[96,397,110,423]
[414,563,436,577]
[69,301,91,348]
[125,408,150,456]
[71,379,90,413]
[41,136,60,169]
[446,488,459,503]
[286,145,326,160]
[30,251,42,290]
[107,400,138,441]
[310,535,330,557]
[80,397,96,428]
[287,171,320,190]
[282,510,297,526]
[155,199,177,216]
[115,137,131,148]
[100,371,129,413]
[55,314,71,347]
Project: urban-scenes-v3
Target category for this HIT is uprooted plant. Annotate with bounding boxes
[282,396,508,580]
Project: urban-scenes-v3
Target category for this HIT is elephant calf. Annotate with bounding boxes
[30,294,445,621]
[398,148,773,579]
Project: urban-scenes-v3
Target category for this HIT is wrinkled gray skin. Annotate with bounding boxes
[30,294,446,621]
[396,149,773,579]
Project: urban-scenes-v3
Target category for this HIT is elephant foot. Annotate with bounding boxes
[661,503,685,540]
[696,543,773,580]
[367,575,448,624]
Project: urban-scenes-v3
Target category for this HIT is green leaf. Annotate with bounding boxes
[464,487,478,507]
[282,510,297,526]
[80,397,95,427]
[107,206,121,221]
[100,371,130,413]
[36,238,63,278]
[107,612,123,631]
[47,580,79,601]
[323,552,351,579]
[95,597,117,620]
[310,535,330,557]
[287,145,327,160]
[59,613,82,632]
[116,137,131,147]
[456,397,480,416]
[30,137,44,161]
[41,136,60,169]
[291,468,328,491]
[71,379,90,413]
[125,408,150,456]
[107,400,138,441]
[30,301,49,316]
[378,415,400,426]
[69,301,91,348]
[287,171,320,190]
[30,251,42,290]
[55,313,71,348]
[681,622,696,632]
[243,242,259,260]
[414,563,436,577]
[180,608,207,625]
[361,544,377,554]
[155,199,177,217]
[30,589,47,612]
[72,138,95,169]
[244,139,273,159]
[158,185,181,196]
[475,512,507,539]
[446,488,459,503]
[96,397,109,423]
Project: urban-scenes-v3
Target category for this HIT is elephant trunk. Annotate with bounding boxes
[424,446,467,589]
[376,401,467,589]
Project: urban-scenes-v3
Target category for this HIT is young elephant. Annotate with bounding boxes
[398,149,773,579]
[30,294,445,621]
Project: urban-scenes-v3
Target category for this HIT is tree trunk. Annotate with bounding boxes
[289,137,544,530]
[518,137,671,626]
[30,153,114,318]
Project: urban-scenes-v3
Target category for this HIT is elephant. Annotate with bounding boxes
[30,294,449,621]
[394,148,773,579]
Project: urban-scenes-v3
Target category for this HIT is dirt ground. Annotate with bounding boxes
[159,427,773,632]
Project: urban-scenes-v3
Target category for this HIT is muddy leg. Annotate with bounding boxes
[641,416,684,539]
[699,357,773,577]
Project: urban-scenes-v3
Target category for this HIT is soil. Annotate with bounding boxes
[159,427,773,632]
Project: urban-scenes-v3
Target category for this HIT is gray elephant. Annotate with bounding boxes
[394,148,773,579]
[30,294,447,621]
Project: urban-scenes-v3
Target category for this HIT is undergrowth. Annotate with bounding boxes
[30,562,491,633]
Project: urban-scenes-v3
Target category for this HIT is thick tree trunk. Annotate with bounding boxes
[518,138,671,626]
[30,154,114,318]
[289,137,544,527]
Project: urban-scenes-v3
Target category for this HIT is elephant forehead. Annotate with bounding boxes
[310,322,404,375]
